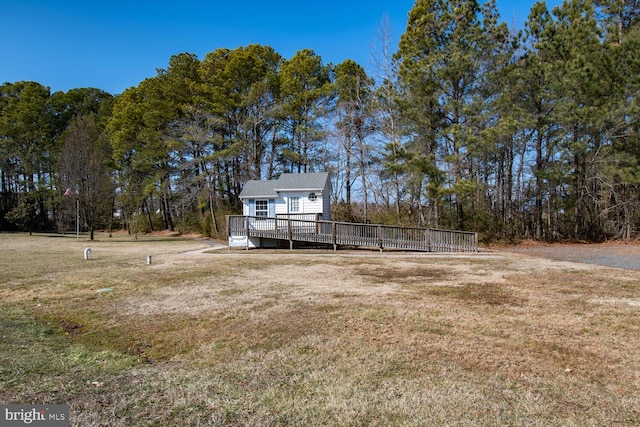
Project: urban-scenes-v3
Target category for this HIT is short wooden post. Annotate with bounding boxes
[377,225,383,252]
[288,218,293,250]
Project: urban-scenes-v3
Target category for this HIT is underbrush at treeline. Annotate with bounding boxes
[3,0,640,244]
[1,233,639,426]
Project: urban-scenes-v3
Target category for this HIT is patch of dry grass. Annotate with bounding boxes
[1,232,640,426]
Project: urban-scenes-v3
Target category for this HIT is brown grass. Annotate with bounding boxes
[1,232,640,426]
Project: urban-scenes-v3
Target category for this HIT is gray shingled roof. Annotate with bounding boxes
[239,172,329,199]
[274,172,329,191]
[239,179,279,199]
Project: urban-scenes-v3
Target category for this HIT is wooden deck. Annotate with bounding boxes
[226,215,478,252]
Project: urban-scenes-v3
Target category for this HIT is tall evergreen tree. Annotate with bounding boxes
[109,76,176,232]
[279,49,333,173]
[0,82,53,230]
[396,0,511,230]
[199,45,282,183]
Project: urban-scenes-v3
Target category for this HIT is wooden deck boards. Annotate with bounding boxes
[227,216,478,253]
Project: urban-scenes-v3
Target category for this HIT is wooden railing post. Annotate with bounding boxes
[244,216,249,250]
[288,218,293,250]
[332,221,337,251]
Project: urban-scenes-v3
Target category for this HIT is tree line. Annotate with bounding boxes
[1,0,639,242]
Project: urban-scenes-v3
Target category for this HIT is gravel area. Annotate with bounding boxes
[500,242,640,271]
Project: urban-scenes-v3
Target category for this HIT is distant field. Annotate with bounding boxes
[1,232,639,426]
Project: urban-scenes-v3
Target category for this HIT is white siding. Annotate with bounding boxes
[275,197,287,215]
[244,194,327,218]
[275,192,324,216]
[302,192,323,214]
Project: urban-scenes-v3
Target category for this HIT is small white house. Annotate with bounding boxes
[239,172,331,221]
[231,172,331,249]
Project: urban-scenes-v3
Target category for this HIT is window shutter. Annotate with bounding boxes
[248,199,255,216]
[269,199,275,217]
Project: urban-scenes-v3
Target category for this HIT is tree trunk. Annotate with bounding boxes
[535,129,544,240]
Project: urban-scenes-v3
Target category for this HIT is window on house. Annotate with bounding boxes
[289,196,300,213]
[255,199,268,217]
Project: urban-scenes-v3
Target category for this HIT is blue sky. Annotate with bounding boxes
[1,0,561,95]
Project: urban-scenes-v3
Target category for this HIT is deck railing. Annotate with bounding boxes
[227,215,478,253]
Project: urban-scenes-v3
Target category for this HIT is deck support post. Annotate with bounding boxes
[332,221,337,251]
[244,216,249,250]
[287,218,293,250]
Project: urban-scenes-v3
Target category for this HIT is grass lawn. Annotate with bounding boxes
[1,232,639,426]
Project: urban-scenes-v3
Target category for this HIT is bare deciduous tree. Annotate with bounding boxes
[59,114,114,240]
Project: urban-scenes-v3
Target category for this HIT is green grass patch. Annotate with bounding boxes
[0,303,138,403]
